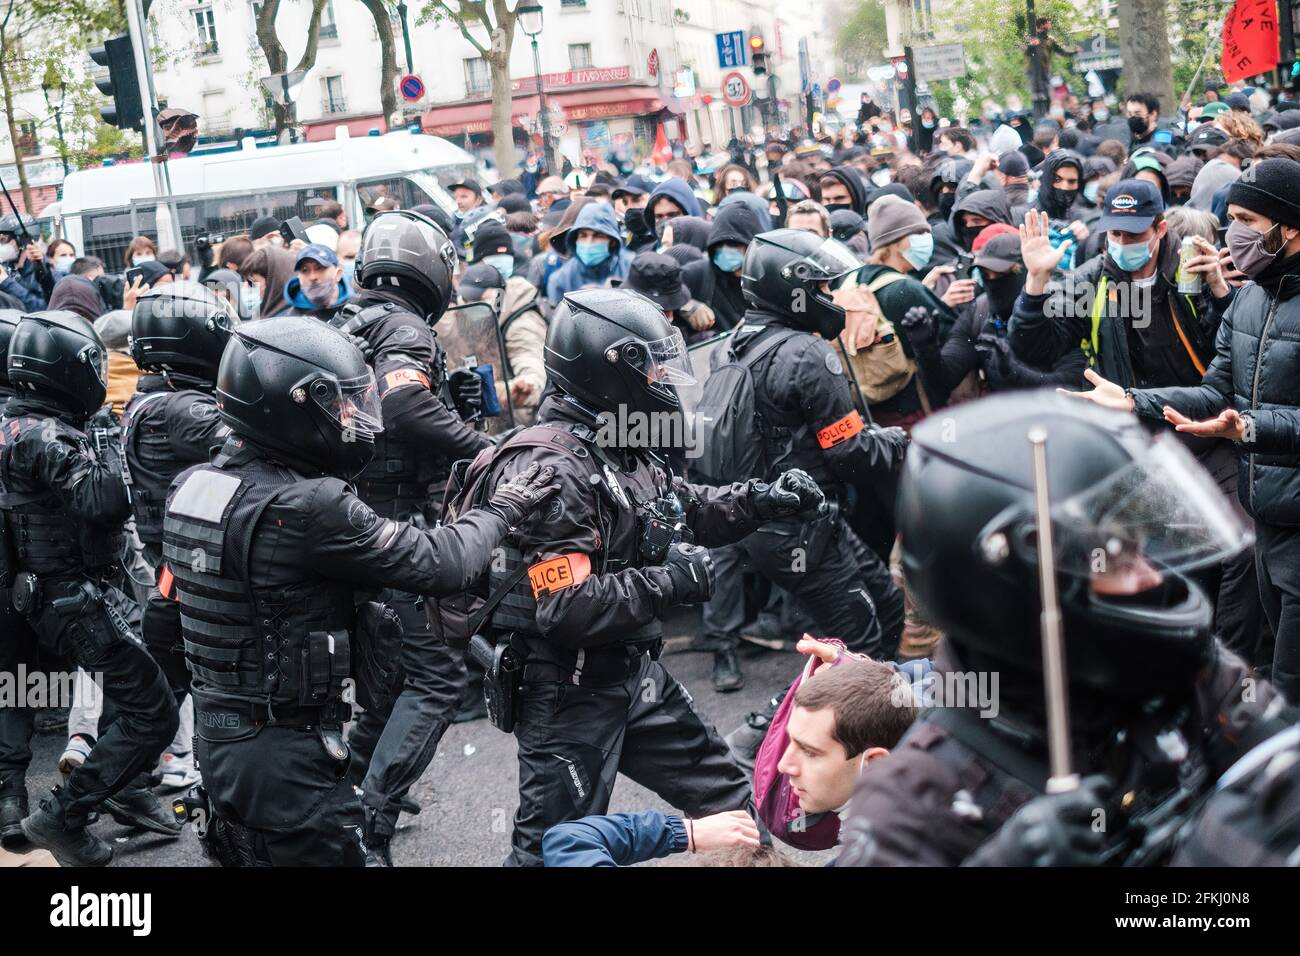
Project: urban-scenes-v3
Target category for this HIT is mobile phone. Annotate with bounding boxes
[953,252,975,282]
[125,266,145,287]
[279,216,310,245]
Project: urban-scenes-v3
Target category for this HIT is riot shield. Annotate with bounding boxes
[675,331,734,422]
[432,301,517,436]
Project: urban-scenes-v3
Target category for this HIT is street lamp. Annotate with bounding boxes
[519,4,557,175]
[41,74,69,176]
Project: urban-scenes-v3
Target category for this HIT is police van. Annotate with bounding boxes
[58,127,478,267]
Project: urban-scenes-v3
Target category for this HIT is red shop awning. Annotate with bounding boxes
[422,85,664,136]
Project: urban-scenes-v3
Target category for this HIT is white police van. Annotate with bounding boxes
[59,127,477,267]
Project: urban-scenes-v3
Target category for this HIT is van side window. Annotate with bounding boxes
[358,176,432,212]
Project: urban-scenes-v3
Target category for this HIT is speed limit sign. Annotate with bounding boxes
[722,71,751,107]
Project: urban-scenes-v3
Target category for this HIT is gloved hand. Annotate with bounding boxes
[448,367,484,421]
[753,468,826,520]
[343,332,373,363]
[485,462,559,527]
[899,305,939,350]
[974,332,1016,390]
[662,542,714,605]
[966,775,1113,867]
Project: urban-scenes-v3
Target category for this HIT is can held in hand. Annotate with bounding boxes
[1178,236,1204,294]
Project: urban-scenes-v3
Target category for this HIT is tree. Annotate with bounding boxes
[0,0,119,212]
[421,1,522,175]
[359,1,400,129]
[1119,0,1175,114]
[833,0,888,76]
[254,0,330,136]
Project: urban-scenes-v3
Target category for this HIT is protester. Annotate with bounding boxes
[681,203,761,331]
[284,243,351,319]
[544,201,633,305]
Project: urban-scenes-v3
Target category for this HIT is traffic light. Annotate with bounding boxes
[751,34,768,77]
[89,35,144,131]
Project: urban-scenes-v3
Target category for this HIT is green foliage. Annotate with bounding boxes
[834,0,888,72]
[68,118,143,168]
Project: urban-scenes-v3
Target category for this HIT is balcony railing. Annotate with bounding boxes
[325,96,348,114]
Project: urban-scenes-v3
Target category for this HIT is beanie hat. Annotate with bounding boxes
[867,195,930,249]
[470,221,512,262]
[1226,158,1300,229]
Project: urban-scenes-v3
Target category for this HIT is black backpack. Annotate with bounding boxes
[691,324,798,485]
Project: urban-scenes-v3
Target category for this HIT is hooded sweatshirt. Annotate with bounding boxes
[682,203,761,332]
[239,246,297,318]
[47,274,105,322]
[659,215,711,250]
[716,189,773,231]
[820,166,869,216]
[645,178,704,221]
[1035,150,1085,220]
[1188,158,1241,212]
[545,201,635,305]
[950,189,1018,250]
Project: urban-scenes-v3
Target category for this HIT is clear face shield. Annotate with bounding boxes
[306,370,383,443]
[779,237,862,289]
[619,328,696,399]
[1042,433,1252,591]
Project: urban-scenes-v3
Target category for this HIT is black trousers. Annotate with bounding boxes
[194,697,364,867]
[0,579,177,827]
[345,589,466,839]
[741,510,903,657]
[507,652,752,866]
[1254,522,1300,703]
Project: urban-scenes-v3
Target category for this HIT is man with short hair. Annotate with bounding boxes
[284,243,351,320]
[787,199,831,238]
[937,127,977,160]
[1125,91,1162,153]
[450,179,486,218]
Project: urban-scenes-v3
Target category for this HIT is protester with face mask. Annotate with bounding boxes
[681,202,761,332]
[284,243,351,320]
[123,235,158,269]
[0,218,49,307]
[1076,156,1118,228]
[1069,159,1300,702]
[46,240,76,282]
[544,201,633,305]
[238,244,296,318]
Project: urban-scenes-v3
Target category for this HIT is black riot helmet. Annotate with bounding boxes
[7,311,108,418]
[0,309,21,393]
[741,228,861,338]
[545,288,694,433]
[130,280,238,387]
[216,316,382,476]
[354,209,457,320]
[898,391,1248,707]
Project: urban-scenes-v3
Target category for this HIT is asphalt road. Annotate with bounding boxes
[22,609,807,867]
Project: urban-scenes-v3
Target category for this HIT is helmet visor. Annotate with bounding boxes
[309,371,383,441]
[625,330,695,389]
[779,237,862,285]
[1049,433,1252,577]
[79,343,107,388]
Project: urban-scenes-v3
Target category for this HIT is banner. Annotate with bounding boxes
[1222,0,1279,84]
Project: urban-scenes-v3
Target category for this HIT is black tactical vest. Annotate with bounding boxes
[163,455,353,709]
[123,387,218,547]
[0,413,122,576]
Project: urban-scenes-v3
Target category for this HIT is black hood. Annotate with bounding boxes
[1036,149,1085,220]
[705,202,761,252]
[821,166,869,216]
[951,189,1014,250]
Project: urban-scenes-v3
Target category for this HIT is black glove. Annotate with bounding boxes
[753,468,826,520]
[448,368,484,421]
[871,424,910,460]
[344,332,374,363]
[974,332,1016,389]
[899,305,939,350]
[662,542,714,605]
[966,775,1113,867]
[485,462,559,527]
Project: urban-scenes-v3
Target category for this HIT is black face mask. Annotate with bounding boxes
[1039,184,1078,219]
[624,206,650,235]
[1127,115,1150,138]
[984,273,1026,321]
[938,191,956,220]
[824,202,852,215]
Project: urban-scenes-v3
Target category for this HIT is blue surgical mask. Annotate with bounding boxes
[1107,236,1154,272]
[902,232,934,271]
[53,255,75,275]
[712,246,745,272]
[342,260,356,285]
[132,254,155,266]
[575,240,611,268]
[1083,182,1100,203]
[484,253,515,280]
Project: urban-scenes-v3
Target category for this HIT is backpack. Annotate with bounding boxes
[690,324,799,485]
[429,424,600,647]
[841,270,920,405]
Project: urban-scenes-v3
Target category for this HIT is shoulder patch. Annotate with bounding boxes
[383,368,430,392]
[169,470,242,523]
[190,400,219,420]
[346,497,379,532]
[528,553,592,599]
[824,350,844,375]
[390,324,420,346]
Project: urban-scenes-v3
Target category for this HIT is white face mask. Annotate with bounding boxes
[132,254,156,266]
[53,255,75,275]
[0,242,17,264]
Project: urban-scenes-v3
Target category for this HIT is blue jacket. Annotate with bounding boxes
[545,202,634,305]
[284,275,352,318]
[543,810,688,866]
[1,270,45,311]
[646,177,703,220]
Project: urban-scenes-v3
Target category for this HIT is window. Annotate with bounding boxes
[15,121,38,158]
[320,1,338,40]
[193,6,219,55]
[464,58,490,96]
[561,0,587,7]
[568,43,592,69]
[322,75,347,114]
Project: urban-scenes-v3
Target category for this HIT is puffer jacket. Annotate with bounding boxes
[498,275,548,424]
[1129,258,1300,527]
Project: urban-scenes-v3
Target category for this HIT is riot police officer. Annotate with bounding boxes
[327,210,495,862]
[465,287,826,866]
[835,391,1283,866]
[127,282,235,697]
[1,311,180,866]
[161,316,555,866]
[705,229,907,690]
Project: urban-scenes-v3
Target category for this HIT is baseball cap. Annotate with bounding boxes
[536,176,568,195]
[459,262,505,301]
[1188,124,1229,154]
[1199,101,1230,119]
[997,150,1030,177]
[612,174,654,200]
[450,178,484,195]
[295,243,339,269]
[973,232,1023,272]
[1098,179,1163,234]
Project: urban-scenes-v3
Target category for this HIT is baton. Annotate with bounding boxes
[0,174,35,247]
[1027,426,1079,794]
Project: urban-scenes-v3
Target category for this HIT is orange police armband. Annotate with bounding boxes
[816,410,866,449]
[528,553,592,599]
[383,368,430,392]
[157,564,177,602]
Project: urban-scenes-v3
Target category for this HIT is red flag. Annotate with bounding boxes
[650,124,672,165]
[1222,0,1279,84]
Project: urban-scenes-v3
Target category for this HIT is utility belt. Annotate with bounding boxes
[9,569,116,617]
[193,692,352,736]
[519,640,660,686]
